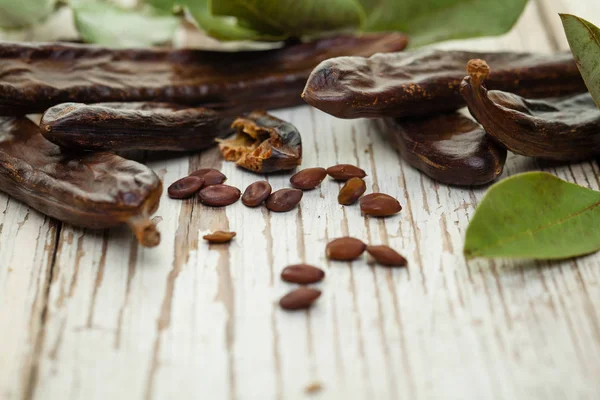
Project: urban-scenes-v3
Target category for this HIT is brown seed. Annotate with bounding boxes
[366,245,408,267]
[290,167,327,190]
[281,264,325,284]
[198,184,241,207]
[338,177,366,205]
[266,188,303,212]
[242,181,272,207]
[203,231,237,243]
[326,237,366,261]
[279,287,322,310]
[360,193,402,217]
[326,164,367,181]
[167,176,204,199]
[191,168,227,186]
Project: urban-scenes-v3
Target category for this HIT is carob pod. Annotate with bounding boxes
[0,33,408,116]
[379,113,507,186]
[40,102,232,152]
[461,59,600,161]
[0,117,162,247]
[303,50,586,119]
[218,111,302,173]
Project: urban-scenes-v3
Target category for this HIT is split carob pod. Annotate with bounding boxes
[0,33,408,116]
[40,102,232,152]
[0,117,162,247]
[461,59,600,161]
[303,50,586,119]
[379,113,507,186]
[218,111,301,173]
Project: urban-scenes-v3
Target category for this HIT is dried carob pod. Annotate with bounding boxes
[303,50,586,119]
[218,111,302,173]
[379,113,507,186]
[0,117,162,246]
[0,33,408,116]
[40,102,232,152]
[461,59,600,161]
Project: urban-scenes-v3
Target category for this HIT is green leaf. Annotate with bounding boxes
[0,0,55,29]
[210,0,365,38]
[561,14,600,110]
[359,0,528,47]
[464,172,600,260]
[147,0,178,14]
[72,1,178,47]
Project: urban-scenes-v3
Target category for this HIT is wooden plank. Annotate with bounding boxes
[1,1,599,399]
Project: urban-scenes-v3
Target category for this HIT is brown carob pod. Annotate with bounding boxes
[0,33,408,116]
[461,59,600,161]
[303,50,586,119]
[0,117,162,247]
[40,102,231,152]
[379,113,507,186]
[219,111,302,173]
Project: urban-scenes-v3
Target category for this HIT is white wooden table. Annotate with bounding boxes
[1,1,599,399]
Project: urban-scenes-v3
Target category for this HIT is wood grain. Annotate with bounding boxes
[1,2,599,400]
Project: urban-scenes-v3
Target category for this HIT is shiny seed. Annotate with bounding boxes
[167,176,204,199]
[242,181,272,207]
[203,231,237,243]
[326,237,366,261]
[338,177,366,205]
[198,184,241,207]
[290,167,327,190]
[360,193,402,217]
[281,264,325,284]
[266,188,303,212]
[366,245,407,267]
[326,164,367,181]
[279,287,322,310]
[191,168,227,186]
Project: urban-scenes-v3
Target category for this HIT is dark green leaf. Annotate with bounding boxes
[72,1,178,47]
[359,0,528,47]
[0,0,55,29]
[464,172,600,260]
[561,14,600,110]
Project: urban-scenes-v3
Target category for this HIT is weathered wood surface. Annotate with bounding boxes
[1,2,599,399]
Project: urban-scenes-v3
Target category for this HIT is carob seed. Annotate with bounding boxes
[360,193,402,217]
[198,184,241,207]
[326,237,366,261]
[266,188,303,212]
[326,164,367,181]
[191,168,227,186]
[338,177,366,205]
[242,181,272,207]
[203,231,237,243]
[279,287,322,310]
[366,245,407,267]
[290,167,327,190]
[281,264,325,284]
[167,176,204,199]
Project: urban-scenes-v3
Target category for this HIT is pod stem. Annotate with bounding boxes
[127,213,161,247]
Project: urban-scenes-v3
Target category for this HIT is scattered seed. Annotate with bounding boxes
[168,176,204,199]
[191,168,227,186]
[281,264,325,284]
[326,237,366,261]
[326,164,367,181]
[266,188,303,212]
[305,382,323,394]
[203,231,237,243]
[290,167,327,190]
[338,177,366,205]
[242,181,272,207]
[279,287,322,310]
[198,184,241,207]
[360,193,402,217]
[366,245,407,267]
